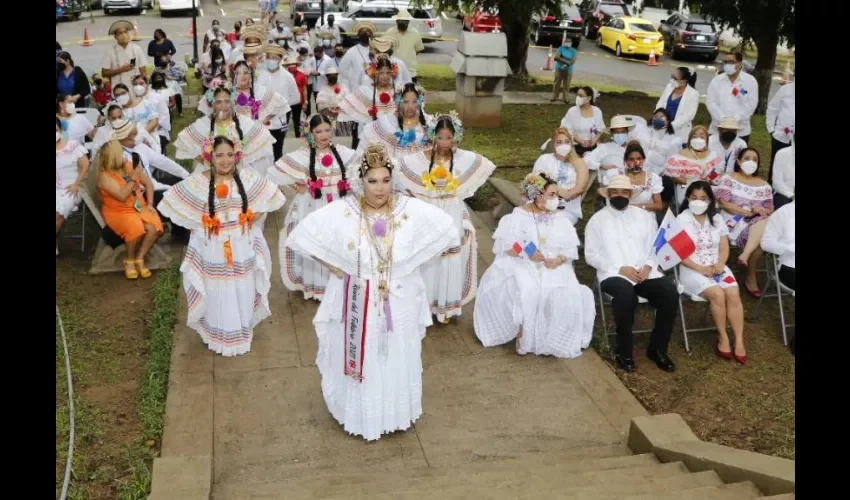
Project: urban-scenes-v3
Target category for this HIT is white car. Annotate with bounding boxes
[326,1,442,45]
[103,0,153,15]
[159,0,199,16]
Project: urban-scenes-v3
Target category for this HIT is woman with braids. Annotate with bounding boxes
[473,173,595,359]
[359,82,431,160]
[396,111,496,323]
[174,82,276,176]
[268,114,360,301]
[158,136,286,356]
[337,54,399,149]
[284,144,459,441]
[197,60,290,128]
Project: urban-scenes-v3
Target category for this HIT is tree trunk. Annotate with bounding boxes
[502,18,530,78]
[753,33,779,115]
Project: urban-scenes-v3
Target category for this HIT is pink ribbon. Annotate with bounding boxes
[307,178,324,198]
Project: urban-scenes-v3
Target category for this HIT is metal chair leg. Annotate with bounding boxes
[774,255,789,346]
[81,204,87,252]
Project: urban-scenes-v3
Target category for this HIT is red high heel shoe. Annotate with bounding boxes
[716,344,733,360]
[734,348,747,365]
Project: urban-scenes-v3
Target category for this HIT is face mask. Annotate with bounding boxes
[740,160,758,175]
[65,102,76,115]
[689,200,709,215]
[117,33,130,45]
[295,36,304,42]
[215,58,224,64]
[575,96,587,106]
[287,66,297,74]
[555,144,571,157]
[335,50,344,57]
[216,110,230,120]
[58,61,67,69]
[563,40,572,47]
[398,23,409,31]
[115,94,130,106]
[723,63,737,76]
[652,118,666,130]
[720,131,737,144]
[612,133,628,146]
[670,78,681,88]
[359,34,370,45]
[690,137,706,151]
[626,161,643,173]
[609,196,630,211]
[56,132,62,142]
[544,199,560,211]
[327,76,338,85]
[133,85,146,97]
[265,60,280,71]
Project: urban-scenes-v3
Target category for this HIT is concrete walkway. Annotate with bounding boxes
[149,138,650,499]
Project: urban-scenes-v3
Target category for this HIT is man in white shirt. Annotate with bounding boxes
[584,175,679,373]
[706,52,758,143]
[269,19,291,41]
[771,138,795,208]
[93,104,162,154]
[101,20,148,89]
[765,80,795,182]
[291,27,312,55]
[339,22,376,90]
[318,15,342,53]
[708,117,748,175]
[759,197,795,354]
[304,45,333,113]
[584,115,637,186]
[258,45,300,160]
[385,9,424,81]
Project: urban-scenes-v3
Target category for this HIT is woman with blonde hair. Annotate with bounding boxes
[663,125,722,206]
[96,140,164,280]
[532,127,590,225]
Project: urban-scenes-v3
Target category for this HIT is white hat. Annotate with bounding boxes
[608,115,635,130]
[597,175,636,198]
[322,65,339,76]
[393,9,414,21]
[717,117,741,130]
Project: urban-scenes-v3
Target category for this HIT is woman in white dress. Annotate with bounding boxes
[174,83,276,175]
[158,136,286,356]
[621,141,664,214]
[316,66,351,137]
[113,83,160,137]
[359,82,431,160]
[559,86,605,157]
[268,114,360,301]
[676,180,747,364]
[284,144,460,441]
[132,74,172,153]
[396,111,496,322]
[337,54,399,149]
[663,125,723,206]
[531,127,590,225]
[198,60,290,127]
[56,93,94,145]
[56,118,90,256]
[473,173,595,358]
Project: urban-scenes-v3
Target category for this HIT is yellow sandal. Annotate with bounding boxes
[135,259,152,279]
[124,260,139,280]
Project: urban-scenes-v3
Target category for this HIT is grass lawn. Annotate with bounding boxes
[424,72,794,461]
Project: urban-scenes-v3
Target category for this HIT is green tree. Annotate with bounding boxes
[416,0,563,78]
[687,0,795,114]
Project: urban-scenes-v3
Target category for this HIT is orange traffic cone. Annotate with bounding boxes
[131,21,142,41]
[781,59,792,84]
[80,28,93,47]
[188,21,195,38]
[542,46,553,71]
[647,49,658,66]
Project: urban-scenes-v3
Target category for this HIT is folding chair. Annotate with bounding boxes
[595,277,654,350]
[76,107,101,127]
[63,200,88,252]
[672,267,729,353]
[750,253,795,345]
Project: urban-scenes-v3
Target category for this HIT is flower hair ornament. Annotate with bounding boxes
[201,137,244,167]
[519,173,550,202]
[426,110,464,145]
[366,53,400,80]
[204,79,232,105]
[394,83,426,107]
[359,144,393,177]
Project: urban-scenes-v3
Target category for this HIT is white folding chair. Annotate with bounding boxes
[750,253,795,345]
[672,267,729,353]
[63,200,88,252]
[76,107,101,127]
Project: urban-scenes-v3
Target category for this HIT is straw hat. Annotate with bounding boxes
[352,21,377,36]
[717,117,741,130]
[110,119,135,141]
[608,115,635,131]
[370,36,396,53]
[108,20,134,35]
[284,55,300,66]
[240,26,266,42]
[318,31,335,40]
[392,9,414,21]
[292,26,307,35]
[597,175,637,198]
[265,44,285,57]
[243,43,265,56]
[322,65,339,76]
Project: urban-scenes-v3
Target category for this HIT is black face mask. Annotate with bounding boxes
[359,34,370,45]
[397,22,409,31]
[720,131,737,144]
[609,196,630,211]
[327,76,338,85]
[57,61,67,69]
[334,50,344,58]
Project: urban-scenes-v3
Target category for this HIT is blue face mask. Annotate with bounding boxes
[613,133,629,146]
[652,119,666,130]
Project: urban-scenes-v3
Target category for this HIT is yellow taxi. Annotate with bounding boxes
[596,16,665,59]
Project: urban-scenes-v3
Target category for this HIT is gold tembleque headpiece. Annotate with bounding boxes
[359,144,393,176]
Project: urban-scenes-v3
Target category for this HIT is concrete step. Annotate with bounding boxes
[762,495,794,499]
[623,481,763,499]
[215,460,692,500]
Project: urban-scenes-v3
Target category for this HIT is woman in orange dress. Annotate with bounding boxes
[96,140,164,279]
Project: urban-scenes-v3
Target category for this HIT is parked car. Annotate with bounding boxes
[56,0,85,21]
[103,0,153,15]
[159,0,199,16]
[658,12,720,61]
[325,1,442,46]
[292,0,343,29]
[530,2,583,48]
[578,0,629,40]
[596,16,663,59]
[462,6,501,33]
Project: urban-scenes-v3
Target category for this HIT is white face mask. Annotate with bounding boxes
[670,78,680,89]
[115,94,131,106]
[56,132,62,142]
[740,160,758,175]
[65,102,76,115]
[689,200,709,215]
[690,137,706,151]
[133,85,147,97]
[575,96,587,107]
[265,59,280,71]
[723,63,737,75]
[555,144,571,157]
[544,198,560,212]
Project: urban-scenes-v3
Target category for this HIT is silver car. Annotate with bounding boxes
[103,0,153,15]
[324,1,443,46]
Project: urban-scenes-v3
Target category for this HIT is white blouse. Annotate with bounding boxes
[708,134,748,174]
[772,145,795,199]
[532,153,582,221]
[761,201,795,269]
[635,127,682,175]
[629,171,663,205]
[559,105,605,142]
[677,211,728,267]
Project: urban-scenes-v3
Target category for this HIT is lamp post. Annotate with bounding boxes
[191,0,199,63]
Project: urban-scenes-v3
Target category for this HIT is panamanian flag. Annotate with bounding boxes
[653,209,696,271]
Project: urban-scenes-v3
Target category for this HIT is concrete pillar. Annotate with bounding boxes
[449,32,510,128]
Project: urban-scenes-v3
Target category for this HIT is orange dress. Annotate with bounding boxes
[99,171,164,242]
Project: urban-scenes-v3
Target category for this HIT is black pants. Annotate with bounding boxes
[661,175,675,204]
[351,123,360,150]
[174,94,183,114]
[601,276,679,358]
[159,135,170,155]
[773,192,792,209]
[769,136,791,184]
[575,143,597,157]
[290,104,302,137]
[153,181,190,244]
[270,127,287,161]
[778,265,795,291]
[305,84,314,114]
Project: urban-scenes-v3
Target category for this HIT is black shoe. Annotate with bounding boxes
[615,355,637,372]
[646,350,676,372]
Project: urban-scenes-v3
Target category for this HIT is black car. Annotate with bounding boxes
[578,0,629,40]
[56,0,86,21]
[530,2,583,48]
[658,13,720,61]
[291,0,342,29]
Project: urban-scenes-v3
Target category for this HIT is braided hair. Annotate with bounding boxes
[371,56,394,121]
[428,115,455,174]
[209,86,244,142]
[307,114,349,199]
[396,82,426,130]
[207,136,249,221]
[232,60,256,100]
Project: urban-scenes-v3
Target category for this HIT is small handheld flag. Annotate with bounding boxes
[652,209,696,271]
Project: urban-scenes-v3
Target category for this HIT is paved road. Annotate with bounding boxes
[56,1,780,99]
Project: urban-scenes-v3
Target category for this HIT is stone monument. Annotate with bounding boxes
[450,32,510,128]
